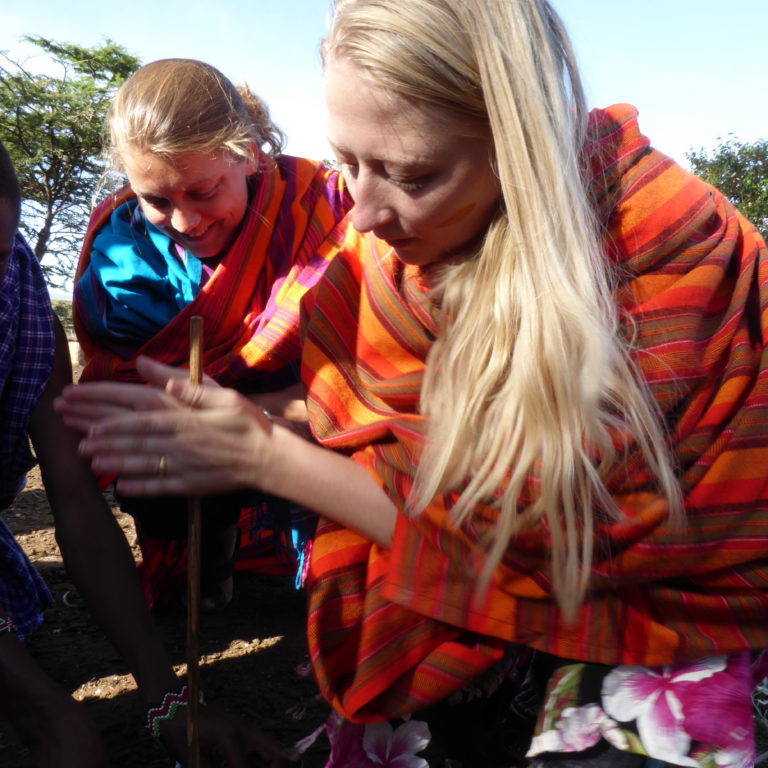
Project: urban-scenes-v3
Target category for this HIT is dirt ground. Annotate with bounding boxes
[0,358,333,767]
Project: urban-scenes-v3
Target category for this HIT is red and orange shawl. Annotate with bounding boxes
[74,155,350,384]
[302,104,768,722]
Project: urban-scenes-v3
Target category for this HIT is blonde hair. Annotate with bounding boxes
[325,0,682,618]
[105,58,285,171]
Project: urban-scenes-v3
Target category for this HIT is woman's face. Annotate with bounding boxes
[121,148,258,259]
[325,58,501,267]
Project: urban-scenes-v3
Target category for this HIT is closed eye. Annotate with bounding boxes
[389,176,429,191]
[336,154,431,191]
[189,185,218,201]
[140,195,170,210]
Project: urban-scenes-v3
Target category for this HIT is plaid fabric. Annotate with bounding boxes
[0,232,55,496]
[302,104,768,722]
[0,231,55,638]
[0,518,52,640]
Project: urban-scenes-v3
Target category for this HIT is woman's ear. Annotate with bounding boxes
[244,141,261,175]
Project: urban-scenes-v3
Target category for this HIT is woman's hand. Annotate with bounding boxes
[249,381,308,422]
[53,357,216,435]
[73,357,273,498]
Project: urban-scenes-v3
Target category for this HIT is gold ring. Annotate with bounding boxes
[158,455,168,476]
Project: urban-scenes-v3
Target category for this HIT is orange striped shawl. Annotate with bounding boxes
[302,104,768,722]
[74,155,350,385]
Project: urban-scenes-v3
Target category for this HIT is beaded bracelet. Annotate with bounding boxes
[0,617,16,635]
[145,685,205,739]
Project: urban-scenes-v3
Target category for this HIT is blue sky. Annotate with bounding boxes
[1,0,766,167]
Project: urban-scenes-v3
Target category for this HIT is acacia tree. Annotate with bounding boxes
[687,136,768,241]
[0,36,140,288]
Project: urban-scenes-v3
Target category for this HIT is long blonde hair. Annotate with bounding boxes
[105,58,285,171]
[325,0,682,618]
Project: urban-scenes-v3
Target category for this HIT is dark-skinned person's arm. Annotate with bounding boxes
[29,318,294,768]
[0,603,108,767]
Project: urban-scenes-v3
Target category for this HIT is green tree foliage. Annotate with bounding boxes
[0,36,140,287]
[687,136,768,241]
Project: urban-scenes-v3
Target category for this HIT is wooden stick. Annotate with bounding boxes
[186,316,203,768]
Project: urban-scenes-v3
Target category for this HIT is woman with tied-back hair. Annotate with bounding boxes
[71,58,351,618]
[60,1,768,765]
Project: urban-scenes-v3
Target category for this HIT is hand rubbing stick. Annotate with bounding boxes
[186,316,203,768]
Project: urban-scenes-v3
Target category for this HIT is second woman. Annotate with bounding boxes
[73,58,351,611]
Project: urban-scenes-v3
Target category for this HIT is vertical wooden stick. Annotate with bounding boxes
[186,316,203,768]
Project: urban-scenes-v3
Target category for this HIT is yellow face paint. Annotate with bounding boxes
[436,202,477,229]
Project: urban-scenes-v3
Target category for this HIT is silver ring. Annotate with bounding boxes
[157,455,168,476]
[259,406,273,424]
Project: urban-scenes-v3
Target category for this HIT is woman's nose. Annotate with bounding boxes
[347,173,395,234]
[170,206,201,234]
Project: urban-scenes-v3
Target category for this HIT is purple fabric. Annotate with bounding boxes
[0,517,52,640]
[0,232,55,495]
[0,231,55,637]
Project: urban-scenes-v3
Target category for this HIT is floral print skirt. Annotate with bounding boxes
[528,652,761,768]
[301,646,766,768]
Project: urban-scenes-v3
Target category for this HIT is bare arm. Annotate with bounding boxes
[28,320,179,704]
[261,417,397,547]
[0,605,107,767]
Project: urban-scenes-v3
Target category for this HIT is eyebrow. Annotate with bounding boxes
[135,176,219,199]
[327,139,354,158]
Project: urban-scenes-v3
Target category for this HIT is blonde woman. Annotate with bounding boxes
[60,1,768,765]
[72,59,351,615]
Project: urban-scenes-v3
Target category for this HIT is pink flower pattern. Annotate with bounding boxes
[527,652,757,767]
[321,713,430,768]
[303,651,760,767]
[602,655,754,766]
[528,703,628,754]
